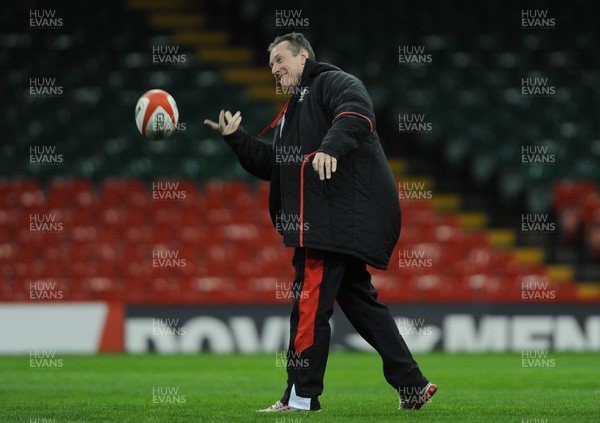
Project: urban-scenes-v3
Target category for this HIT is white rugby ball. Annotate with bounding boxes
[135,89,178,140]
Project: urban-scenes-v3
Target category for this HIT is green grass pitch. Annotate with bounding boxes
[2,352,599,422]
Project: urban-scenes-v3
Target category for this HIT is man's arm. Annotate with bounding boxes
[204,110,274,181]
[310,72,375,180]
[223,128,274,181]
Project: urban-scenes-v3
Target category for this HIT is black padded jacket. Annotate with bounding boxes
[223,59,400,269]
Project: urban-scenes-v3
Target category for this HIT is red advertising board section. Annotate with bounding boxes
[99,302,124,352]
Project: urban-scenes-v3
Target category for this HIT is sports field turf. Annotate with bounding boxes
[2,352,599,422]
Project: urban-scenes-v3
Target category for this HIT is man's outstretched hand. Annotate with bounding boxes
[204,110,242,136]
[205,111,337,180]
[313,152,337,180]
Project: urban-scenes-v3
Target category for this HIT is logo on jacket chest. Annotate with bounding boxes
[297,87,309,102]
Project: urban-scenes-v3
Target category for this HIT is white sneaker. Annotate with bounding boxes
[257,400,304,412]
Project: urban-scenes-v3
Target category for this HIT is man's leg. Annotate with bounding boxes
[280,248,345,411]
[335,257,429,390]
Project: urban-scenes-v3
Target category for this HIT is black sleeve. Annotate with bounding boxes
[317,71,376,159]
[222,127,274,181]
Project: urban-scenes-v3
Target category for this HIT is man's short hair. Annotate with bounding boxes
[268,32,315,60]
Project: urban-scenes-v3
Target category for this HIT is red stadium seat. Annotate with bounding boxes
[1,177,591,303]
[553,181,596,210]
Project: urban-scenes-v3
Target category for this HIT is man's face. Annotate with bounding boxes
[269,41,308,88]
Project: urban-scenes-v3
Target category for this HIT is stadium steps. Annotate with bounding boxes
[393,167,599,297]
[486,229,516,248]
[174,31,230,47]
[127,0,198,10]
[432,194,461,213]
[512,247,544,265]
[391,164,594,292]
[388,158,408,176]
[457,212,488,229]
[223,68,274,85]
[221,69,288,105]
[194,48,254,64]
[245,85,280,102]
[148,14,207,29]
[546,265,574,284]
[127,0,281,113]
[577,283,600,299]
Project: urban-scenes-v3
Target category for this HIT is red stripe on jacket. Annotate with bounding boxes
[332,111,374,133]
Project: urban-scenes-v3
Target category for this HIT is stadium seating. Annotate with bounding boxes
[1,0,598,303]
[0,179,595,303]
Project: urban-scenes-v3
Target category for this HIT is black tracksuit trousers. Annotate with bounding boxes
[280,247,429,411]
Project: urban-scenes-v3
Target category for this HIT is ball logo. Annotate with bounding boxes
[135,89,179,140]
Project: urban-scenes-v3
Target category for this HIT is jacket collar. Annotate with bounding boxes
[299,59,340,88]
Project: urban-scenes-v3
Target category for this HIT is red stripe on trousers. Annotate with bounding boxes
[294,249,323,353]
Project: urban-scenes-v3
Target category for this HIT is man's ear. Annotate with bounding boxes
[300,49,309,65]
